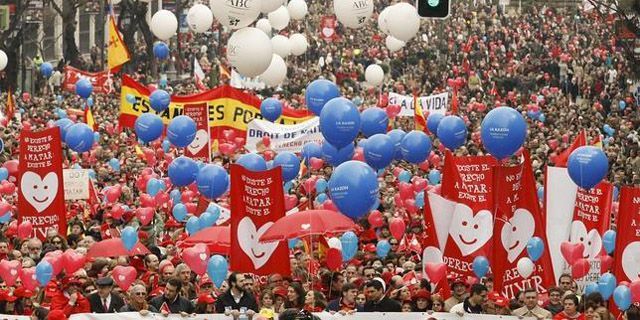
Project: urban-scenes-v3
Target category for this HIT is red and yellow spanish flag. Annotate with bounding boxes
[219,65,231,81]
[107,12,130,72]
[413,91,427,133]
[591,134,603,149]
[5,89,15,121]
[84,106,97,131]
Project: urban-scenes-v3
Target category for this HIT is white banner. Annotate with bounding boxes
[63,169,90,200]
[388,92,449,117]
[245,117,324,154]
[68,312,531,320]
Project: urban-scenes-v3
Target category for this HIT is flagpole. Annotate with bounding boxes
[100,0,107,70]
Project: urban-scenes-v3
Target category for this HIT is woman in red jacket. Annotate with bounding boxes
[49,277,90,317]
[553,294,584,320]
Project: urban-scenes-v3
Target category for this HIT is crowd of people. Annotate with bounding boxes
[0,0,639,320]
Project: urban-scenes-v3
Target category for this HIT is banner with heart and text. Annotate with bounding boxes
[183,103,211,162]
[63,66,114,94]
[229,164,290,276]
[18,128,67,240]
[613,186,640,283]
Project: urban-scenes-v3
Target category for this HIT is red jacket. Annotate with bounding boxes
[49,292,91,316]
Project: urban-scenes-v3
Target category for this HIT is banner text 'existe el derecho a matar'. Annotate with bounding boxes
[119,75,313,140]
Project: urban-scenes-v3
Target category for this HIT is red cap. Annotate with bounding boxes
[45,282,59,297]
[13,287,34,298]
[413,289,431,301]
[494,296,509,308]
[62,276,81,288]
[272,286,288,298]
[164,219,182,229]
[197,293,215,304]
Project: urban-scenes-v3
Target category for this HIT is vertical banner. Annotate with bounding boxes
[492,153,554,299]
[613,186,640,283]
[18,128,67,240]
[183,103,211,162]
[439,152,497,279]
[230,164,290,276]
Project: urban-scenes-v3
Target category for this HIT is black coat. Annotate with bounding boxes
[214,290,259,313]
[88,293,125,313]
[363,297,402,312]
[149,294,195,314]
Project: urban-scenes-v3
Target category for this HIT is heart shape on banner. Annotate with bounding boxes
[20,171,58,213]
[187,129,209,155]
[425,262,447,283]
[561,242,585,265]
[112,266,137,291]
[182,244,210,275]
[570,220,603,260]
[621,241,640,282]
[500,208,535,263]
[237,217,279,270]
[449,204,493,256]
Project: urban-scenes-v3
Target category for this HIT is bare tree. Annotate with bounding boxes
[117,0,155,75]
[47,0,89,67]
[0,0,33,90]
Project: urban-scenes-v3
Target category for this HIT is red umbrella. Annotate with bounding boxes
[259,210,355,242]
[179,225,230,255]
[87,238,150,258]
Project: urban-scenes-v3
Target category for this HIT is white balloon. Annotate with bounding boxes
[150,10,178,41]
[334,0,373,29]
[261,0,284,13]
[517,257,535,279]
[268,6,290,31]
[289,33,308,56]
[327,237,343,251]
[385,35,405,52]
[255,18,272,36]
[378,6,392,35]
[260,54,287,87]
[387,3,420,42]
[287,0,308,20]
[271,35,291,58]
[187,4,213,33]
[227,27,273,78]
[365,64,384,86]
[210,0,260,29]
[0,50,7,71]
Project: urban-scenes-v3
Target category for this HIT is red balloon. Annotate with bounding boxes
[219,143,236,156]
[222,129,236,142]
[136,208,155,226]
[105,187,122,203]
[61,249,86,275]
[352,148,364,162]
[43,251,63,276]
[17,221,33,239]
[140,193,156,208]
[571,259,590,278]
[182,244,210,275]
[418,161,430,171]
[185,202,198,214]
[112,266,137,291]
[19,267,38,291]
[392,167,404,177]
[404,199,417,214]
[262,136,271,148]
[302,178,316,194]
[154,191,170,207]
[389,217,406,240]
[322,199,338,212]
[560,242,585,265]
[413,178,428,193]
[263,150,275,162]
[181,190,196,203]
[22,92,30,102]
[367,210,384,228]
[111,204,124,220]
[425,262,447,283]
[364,243,376,253]
[284,194,298,210]
[0,259,21,286]
[309,157,324,170]
[0,201,11,216]
[399,182,414,200]
[599,255,613,275]
[2,182,16,195]
[630,281,640,303]
[3,160,19,183]
[326,248,343,271]
[385,104,401,118]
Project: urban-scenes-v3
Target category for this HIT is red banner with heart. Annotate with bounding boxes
[17,127,66,240]
[491,152,555,299]
[320,16,338,42]
[183,103,211,162]
[62,66,114,94]
[613,186,640,283]
[439,152,497,280]
[229,164,290,276]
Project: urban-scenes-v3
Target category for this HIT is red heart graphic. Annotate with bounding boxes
[19,267,38,291]
[182,244,210,275]
[17,221,33,239]
[43,251,63,276]
[0,259,21,286]
[136,208,155,226]
[425,262,447,283]
[302,178,316,194]
[140,193,156,208]
[413,178,428,192]
[112,266,137,291]
[61,249,86,275]
[219,143,236,156]
[560,242,585,265]
[399,182,414,200]
[571,258,591,278]
[111,204,125,220]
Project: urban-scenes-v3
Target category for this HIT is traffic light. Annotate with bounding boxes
[417,0,450,19]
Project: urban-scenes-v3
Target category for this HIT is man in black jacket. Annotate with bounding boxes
[363,278,401,312]
[87,277,125,313]
[215,273,259,316]
[150,277,194,315]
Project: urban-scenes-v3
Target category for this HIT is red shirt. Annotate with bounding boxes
[49,292,91,316]
[553,312,585,320]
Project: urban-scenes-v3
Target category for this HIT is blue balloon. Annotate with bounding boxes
[363,134,395,170]
[260,98,283,122]
[360,107,389,138]
[613,285,632,311]
[398,170,411,183]
[196,164,229,199]
[273,152,300,181]
[472,256,490,278]
[603,230,616,254]
[284,181,293,193]
[619,100,626,110]
[72,163,82,169]
[108,158,120,172]
[35,260,53,286]
[88,169,96,179]
[150,89,171,113]
[146,178,163,196]
[437,115,467,150]
[168,156,199,187]
[159,78,168,89]
[121,226,138,251]
[172,203,188,221]
[205,206,221,223]
[0,168,9,181]
[199,211,216,229]
[207,255,228,288]
[597,273,617,300]
[153,42,170,60]
[480,107,527,159]
[167,115,197,147]
[302,142,323,164]
[322,142,354,166]
[584,282,598,295]
[415,192,425,209]
[170,189,181,204]
[65,123,94,153]
[186,216,201,235]
[428,169,441,185]
[537,186,544,200]
[56,95,64,104]
[567,146,608,189]
[236,153,267,172]
[427,113,444,134]
[319,97,361,149]
[401,130,432,164]
[316,178,328,193]
[328,161,378,219]
[266,160,274,169]
[93,131,100,143]
[126,94,137,104]
[340,231,358,261]
[288,238,300,249]
[40,62,53,78]
[134,113,163,143]
[376,240,391,258]
[316,193,327,204]
[0,212,10,223]
[87,97,94,107]
[75,78,93,98]
[387,129,406,160]
[526,236,544,262]
[305,79,341,115]
[539,113,546,123]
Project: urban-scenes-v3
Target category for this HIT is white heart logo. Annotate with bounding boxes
[119,275,125,281]
[199,253,207,261]
[422,246,443,264]
[449,204,493,256]
[187,129,209,155]
[20,172,58,213]
[237,217,279,270]
[570,220,603,260]
[301,224,311,230]
[322,28,334,38]
[622,241,640,281]
[500,208,535,263]
[10,269,17,276]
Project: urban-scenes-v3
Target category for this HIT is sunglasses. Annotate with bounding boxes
[134,292,147,296]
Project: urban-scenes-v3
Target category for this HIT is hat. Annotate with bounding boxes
[494,296,509,308]
[96,277,114,287]
[197,293,215,304]
[47,309,68,320]
[272,286,288,298]
[62,276,81,288]
[413,289,431,301]
[103,212,113,219]
[45,282,59,297]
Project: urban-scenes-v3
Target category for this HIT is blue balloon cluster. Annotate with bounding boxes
[305,79,340,115]
[597,273,617,300]
[186,216,200,235]
[480,107,527,159]
[167,116,196,147]
[320,98,361,149]
[360,107,389,138]
[427,113,444,134]
[150,89,171,113]
[328,161,378,219]
[135,113,163,143]
[65,123,94,153]
[398,170,411,183]
[146,178,165,196]
[260,98,283,122]
[168,156,199,187]
[196,164,229,199]
[614,285,631,311]
[387,129,406,160]
[55,118,74,140]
